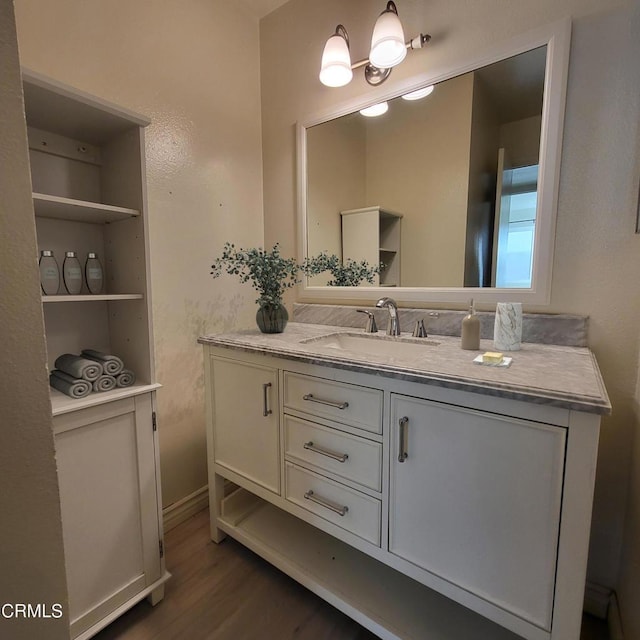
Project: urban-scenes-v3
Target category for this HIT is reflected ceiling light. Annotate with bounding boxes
[319,25,353,88]
[401,84,435,100]
[319,2,430,88]
[359,102,389,117]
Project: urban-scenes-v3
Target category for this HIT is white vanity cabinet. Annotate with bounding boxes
[202,337,604,640]
[21,70,169,639]
[389,394,565,631]
[209,355,280,494]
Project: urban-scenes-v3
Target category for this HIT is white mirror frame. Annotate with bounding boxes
[297,19,571,305]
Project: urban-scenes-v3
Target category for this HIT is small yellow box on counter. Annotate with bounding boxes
[482,351,504,364]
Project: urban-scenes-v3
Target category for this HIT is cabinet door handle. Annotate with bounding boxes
[398,416,409,463]
[303,441,349,463]
[262,382,272,417]
[302,393,349,410]
[303,489,349,517]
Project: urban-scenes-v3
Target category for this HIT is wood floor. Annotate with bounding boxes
[94,508,610,640]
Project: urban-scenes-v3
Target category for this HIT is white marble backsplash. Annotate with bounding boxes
[293,303,588,348]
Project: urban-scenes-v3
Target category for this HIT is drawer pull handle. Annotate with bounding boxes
[303,441,349,463]
[303,490,349,517]
[398,416,409,463]
[302,393,349,410]
[262,382,272,417]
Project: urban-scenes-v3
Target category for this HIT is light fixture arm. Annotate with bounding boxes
[334,24,350,49]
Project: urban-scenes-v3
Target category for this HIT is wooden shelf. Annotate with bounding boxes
[33,192,140,224]
[49,383,161,417]
[218,492,519,640]
[42,294,143,303]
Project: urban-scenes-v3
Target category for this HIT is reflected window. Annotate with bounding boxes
[494,165,538,288]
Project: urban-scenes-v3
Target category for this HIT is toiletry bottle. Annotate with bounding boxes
[461,299,480,350]
[85,252,104,294]
[39,250,60,295]
[63,251,83,295]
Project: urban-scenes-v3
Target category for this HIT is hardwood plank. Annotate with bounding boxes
[92,508,608,640]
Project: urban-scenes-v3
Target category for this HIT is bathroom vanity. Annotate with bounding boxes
[199,322,610,640]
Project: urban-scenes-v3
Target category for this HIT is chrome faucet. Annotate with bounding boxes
[375,297,401,336]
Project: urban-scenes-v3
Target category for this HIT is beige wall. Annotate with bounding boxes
[617,342,640,636]
[14,0,265,508]
[0,0,69,636]
[499,115,542,168]
[306,115,366,285]
[260,0,639,598]
[365,73,473,287]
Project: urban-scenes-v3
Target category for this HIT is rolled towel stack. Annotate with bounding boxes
[54,353,103,381]
[116,369,136,388]
[81,349,124,376]
[50,349,136,398]
[49,370,92,398]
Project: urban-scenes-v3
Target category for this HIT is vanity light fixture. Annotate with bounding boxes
[359,102,389,117]
[401,84,434,100]
[319,1,430,88]
[319,25,353,88]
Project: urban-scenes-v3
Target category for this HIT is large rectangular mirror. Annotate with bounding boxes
[297,20,570,304]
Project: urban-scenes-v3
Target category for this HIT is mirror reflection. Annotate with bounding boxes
[305,45,546,288]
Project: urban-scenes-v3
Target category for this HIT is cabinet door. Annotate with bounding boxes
[389,394,565,630]
[211,356,279,494]
[53,394,161,639]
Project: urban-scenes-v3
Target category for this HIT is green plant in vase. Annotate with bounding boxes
[211,242,299,333]
[303,253,383,286]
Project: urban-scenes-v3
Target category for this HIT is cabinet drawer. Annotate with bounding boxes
[284,415,382,492]
[285,462,381,546]
[284,372,383,434]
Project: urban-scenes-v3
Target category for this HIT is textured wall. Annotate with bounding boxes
[14,0,265,507]
[260,0,640,592]
[0,0,69,636]
[617,343,640,636]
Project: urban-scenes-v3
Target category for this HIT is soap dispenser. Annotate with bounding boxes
[461,299,480,350]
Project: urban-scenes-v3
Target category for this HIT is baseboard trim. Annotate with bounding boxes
[163,485,209,533]
[608,591,624,640]
[584,581,612,619]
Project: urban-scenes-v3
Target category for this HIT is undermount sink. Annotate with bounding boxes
[302,332,439,359]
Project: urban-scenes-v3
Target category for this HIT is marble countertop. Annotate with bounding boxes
[198,322,611,415]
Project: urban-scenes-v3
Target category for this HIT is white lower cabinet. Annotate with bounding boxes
[210,356,280,494]
[389,394,565,630]
[204,346,601,640]
[53,392,168,640]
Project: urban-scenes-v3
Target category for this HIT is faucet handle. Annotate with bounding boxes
[412,319,428,338]
[356,309,378,333]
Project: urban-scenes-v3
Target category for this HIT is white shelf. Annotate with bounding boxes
[49,383,161,417]
[42,294,143,303]
[33,192,140,224]
[218,493,519,640]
